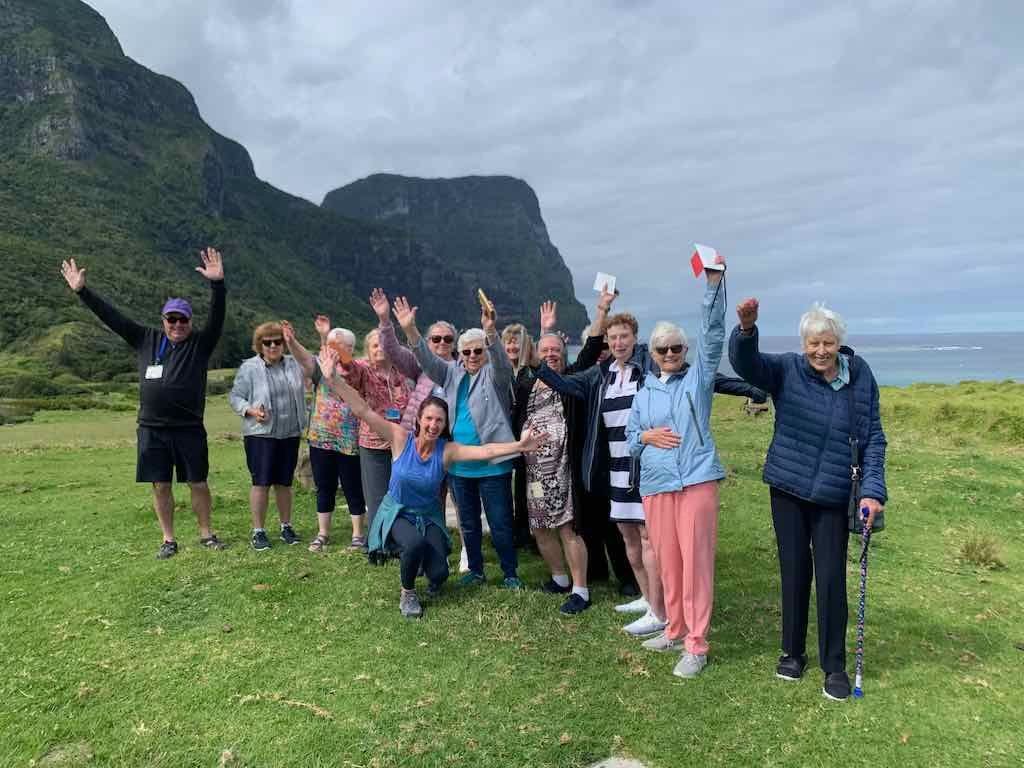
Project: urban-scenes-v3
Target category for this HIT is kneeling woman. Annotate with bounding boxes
[319,348,546,618]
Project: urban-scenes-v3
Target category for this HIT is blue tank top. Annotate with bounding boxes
[386,436,447,508]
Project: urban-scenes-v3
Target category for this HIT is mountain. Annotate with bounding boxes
[0,0,587,397]
[322,174,588,337]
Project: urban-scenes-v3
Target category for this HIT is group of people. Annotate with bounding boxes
[59,246,887,702]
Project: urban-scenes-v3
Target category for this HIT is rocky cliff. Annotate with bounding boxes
[322,174,588,336]
[0,0,587,395]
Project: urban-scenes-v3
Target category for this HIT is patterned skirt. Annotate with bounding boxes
[523,386,574,530]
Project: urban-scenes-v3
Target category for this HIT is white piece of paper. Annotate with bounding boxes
[693,243,725,272]
[144,365,163,380]
[593,272,617,294]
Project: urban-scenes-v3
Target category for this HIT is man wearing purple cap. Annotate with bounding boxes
[60,248,227,559]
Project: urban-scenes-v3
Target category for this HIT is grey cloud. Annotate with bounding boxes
[89,0,1024,335]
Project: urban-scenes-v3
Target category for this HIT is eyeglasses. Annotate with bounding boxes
[430,335,455,344]
[163,315,190,325]
[461,347,485,357]
[655,344,684,355]
[261,338,284,347]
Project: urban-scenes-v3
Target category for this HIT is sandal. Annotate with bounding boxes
[349,535,367,551]
[308,534,328,553]
[199,534,226,550]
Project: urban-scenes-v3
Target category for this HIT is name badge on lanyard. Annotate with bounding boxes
[147,336,169,380]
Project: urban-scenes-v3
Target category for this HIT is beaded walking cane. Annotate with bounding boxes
[853,507,873,698]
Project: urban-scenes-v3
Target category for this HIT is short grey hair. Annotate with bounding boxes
[799,302,847,344]
[458,327,487,352]
[649,321,688,350]
[428,320,456,338]
[327,328,356,348]
[537,331,566,351]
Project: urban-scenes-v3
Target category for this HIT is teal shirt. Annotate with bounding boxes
[829,354,851,391]
[450,375,510,478]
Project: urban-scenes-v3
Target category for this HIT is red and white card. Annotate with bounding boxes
[690,243,725,278]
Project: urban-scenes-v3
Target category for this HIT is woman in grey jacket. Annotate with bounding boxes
[229,321,314,550]
[390,294,523,590]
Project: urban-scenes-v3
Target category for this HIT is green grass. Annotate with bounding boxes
[1,384,1022,767]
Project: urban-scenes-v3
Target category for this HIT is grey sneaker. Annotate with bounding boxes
[156,541,178,560]
[642,631,684,652]
[673,652,708,679]
[399,590,423,619]
[280,525,300,545]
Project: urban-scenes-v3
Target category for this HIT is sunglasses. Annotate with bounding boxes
[655,344,685,355]
[163,315,190,325]
[461,347,485,357]
[430,335,455,344]
[261,338,284,347]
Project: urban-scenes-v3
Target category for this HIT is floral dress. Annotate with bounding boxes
[523,384,573,530]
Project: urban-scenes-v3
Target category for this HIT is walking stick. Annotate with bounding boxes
[853,506,873,698]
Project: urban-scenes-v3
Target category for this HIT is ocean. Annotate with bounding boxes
[569,332,1024,388]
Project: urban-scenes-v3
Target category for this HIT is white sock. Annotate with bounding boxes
[253,527,266,534]
[551,573,570,588]
[572,586,590,601]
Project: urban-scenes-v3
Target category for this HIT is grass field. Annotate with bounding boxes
[1,383,1022,767]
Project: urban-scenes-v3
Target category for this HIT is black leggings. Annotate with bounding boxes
[309,446,366,516]
[387,517,449,590]
[770,487,849,673]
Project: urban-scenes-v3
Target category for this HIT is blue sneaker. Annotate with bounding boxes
[502,576,525,590]
[458,572,485,587]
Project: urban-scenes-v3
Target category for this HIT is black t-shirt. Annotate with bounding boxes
[78,281,225,427]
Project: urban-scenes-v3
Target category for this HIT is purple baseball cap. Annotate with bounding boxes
[161,298,192,318]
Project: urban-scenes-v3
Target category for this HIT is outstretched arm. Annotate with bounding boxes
[62,258,147,348]
[282,321,316,378]
[319,349,405,448]
[535,361,594,400]
[372,288,422,380]
[443,428,546,468]
[695,262,727,385]
[728,298,784,395]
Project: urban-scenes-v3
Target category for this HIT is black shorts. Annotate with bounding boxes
[244,435,301,487]
[137,425,209,483]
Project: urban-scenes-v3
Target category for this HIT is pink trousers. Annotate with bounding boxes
[643,482,719,655]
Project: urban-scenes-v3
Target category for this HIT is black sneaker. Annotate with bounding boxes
[199,534,225,550]
[156,540,178,560]
[426,581,444,598]
[776,654,808,681]
[541,578,571,594]
[618,581,641,598]
[559,593,592,615]
[251,530,271,551]
[823,671,851,701]
[280,525,300,545]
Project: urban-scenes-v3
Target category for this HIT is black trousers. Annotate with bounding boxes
[770,487,849,674]
[387,517,449,591]
[309,446,366,516]
[579,485,635,587]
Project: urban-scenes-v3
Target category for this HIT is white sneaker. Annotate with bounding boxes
[613,596,650,614]
[673,652,708,679]
[641,631,683,652]
[458,545,469,574]
[623,609,667,637]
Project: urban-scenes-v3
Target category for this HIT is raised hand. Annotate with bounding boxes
[596,284,617,314]
[519,427,549,453]
[642,427,682,449]
[706,252,726,285]
[737,297,759,330]
[281,320,296,345]
[196,247,224,282]
[313,314,331,341]
[369,288,390,322]
[392,296,418,335]
[60,258,86,293]
[318,346,339,377]
[540,300,557,332]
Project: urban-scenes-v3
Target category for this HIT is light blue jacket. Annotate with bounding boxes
[228,355,308,437]
[626,280,727,497]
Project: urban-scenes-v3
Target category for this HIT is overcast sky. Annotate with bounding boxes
[89,0,1024,337]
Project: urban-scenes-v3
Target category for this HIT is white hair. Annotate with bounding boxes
[537,331,566,351]
[649,321,688,350]
[799,302,847,344]
[327,328,356,348]
[458,327,487,352]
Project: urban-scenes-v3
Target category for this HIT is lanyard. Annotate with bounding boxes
[155,336,169,365]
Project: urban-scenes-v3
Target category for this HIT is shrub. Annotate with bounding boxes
[958,532,1006,570]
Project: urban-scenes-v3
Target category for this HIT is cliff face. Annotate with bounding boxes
[322,174,588,337]
[0,1,435,391]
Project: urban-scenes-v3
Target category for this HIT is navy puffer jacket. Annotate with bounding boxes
[728,326,887,507]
